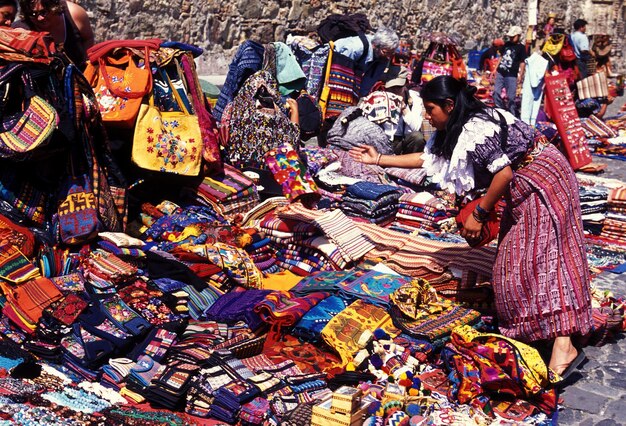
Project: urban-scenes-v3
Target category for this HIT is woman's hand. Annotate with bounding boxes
[460,214,484,242]
[348,145,379,165]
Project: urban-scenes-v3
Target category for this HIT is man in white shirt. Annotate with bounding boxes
[571,18,593,78]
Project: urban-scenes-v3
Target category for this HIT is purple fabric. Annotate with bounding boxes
[204,289,271,331]
[469,116,534,190]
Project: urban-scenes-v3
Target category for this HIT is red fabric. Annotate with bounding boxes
[86,39,162,62]
[455,198,502,247]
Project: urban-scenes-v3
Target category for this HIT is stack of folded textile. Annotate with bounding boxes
[185,164,260,217]
[601,186,626,243]
[275,245,335,275]
[245,232,280,274]
[395,192,451,231]
[258,213,320,245]
[579,186,609,235]
[341,181,403,226]
[82,249,139,294]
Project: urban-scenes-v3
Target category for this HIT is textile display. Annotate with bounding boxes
[576,72,609,99]
[319,41,364,119]
[253,290,330,332]
[420,42,467,85]
[442,325,557,415]
[264,142,320,204]
[213,40,264,122]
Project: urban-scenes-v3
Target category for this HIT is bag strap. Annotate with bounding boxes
[98,46,152,99]
[159,65,190,115]
[357,32,369,65]
[87,39,162,63]
[495,110,508,148]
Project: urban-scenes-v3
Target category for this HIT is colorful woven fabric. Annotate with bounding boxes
[0,245,41,283]
[441,325,558,415]
[264,142,319,203]
[292,295,349,342]
[390,302,481,341]
[495,145,592,341]
[278,204,375,263]
[179,242,263,289]
[254,290,330,330]
[321,299,400,365]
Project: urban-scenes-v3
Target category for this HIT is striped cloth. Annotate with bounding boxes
[494,145,592,341]
[278,205,375,263]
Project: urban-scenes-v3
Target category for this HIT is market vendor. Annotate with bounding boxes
[12,0,94,68]
[349,75,592,382]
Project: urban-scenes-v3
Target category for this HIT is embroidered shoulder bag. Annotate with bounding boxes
[83,45,153,127]
[0,66,59,159]
[132,67,203,175]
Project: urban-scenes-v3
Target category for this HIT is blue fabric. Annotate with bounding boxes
[493,74,518,114]
[160,41,203,57]
[204,289,270,331]
[213,40,265,122]
[345,181,402,200]
[292,295,349,342]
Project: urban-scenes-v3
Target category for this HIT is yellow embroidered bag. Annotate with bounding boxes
[542,34,565,56]
[132,88,203,175]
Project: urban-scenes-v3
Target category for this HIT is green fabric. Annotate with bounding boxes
[273,42,306,96]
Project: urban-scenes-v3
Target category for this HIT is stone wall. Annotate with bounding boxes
[78,0,625,74]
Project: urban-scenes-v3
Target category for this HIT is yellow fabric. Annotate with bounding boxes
[132,95,202,176]
[120,387,146,403]
[318,41,334,119]
[542,34,565,56]
[321,299,400,366]
[261,270,303,291]
[452,325,556,388]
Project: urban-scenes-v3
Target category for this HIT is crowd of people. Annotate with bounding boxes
[0,2,625,425]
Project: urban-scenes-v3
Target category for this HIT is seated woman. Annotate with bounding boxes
[12,0,94,68]
[0,0,17,27]
[349,76,592,382]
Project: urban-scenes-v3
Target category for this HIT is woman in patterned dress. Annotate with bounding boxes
[349,75,592,378]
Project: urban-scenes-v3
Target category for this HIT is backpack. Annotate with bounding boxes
[559,35,577,63]
[225,71,300,169]
[317,13,372,43]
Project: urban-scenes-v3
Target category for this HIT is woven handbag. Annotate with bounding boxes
[0,68,58,159]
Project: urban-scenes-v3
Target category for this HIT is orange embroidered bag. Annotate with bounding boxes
[84,46,152,127]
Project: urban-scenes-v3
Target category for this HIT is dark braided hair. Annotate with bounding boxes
[421,76,497,160]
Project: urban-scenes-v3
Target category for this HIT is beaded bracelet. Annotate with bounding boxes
[472,210,487,223]
[475,204,490,216]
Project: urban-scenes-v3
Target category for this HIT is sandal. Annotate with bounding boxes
[552,350,587,387]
